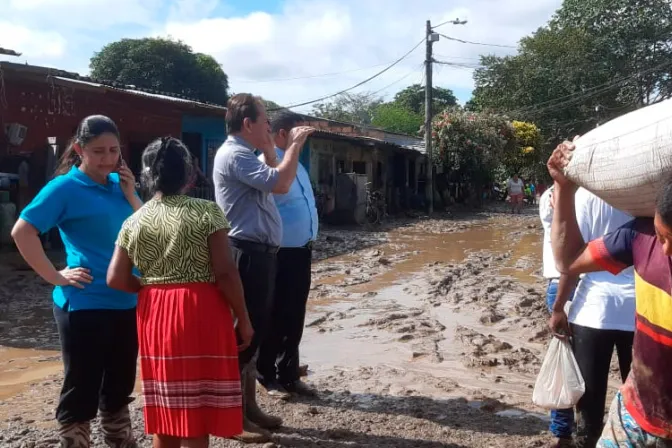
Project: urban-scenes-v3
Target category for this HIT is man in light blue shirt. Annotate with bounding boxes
[257,110,319,398]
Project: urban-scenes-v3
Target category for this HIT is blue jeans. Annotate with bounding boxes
[546,279,575,439]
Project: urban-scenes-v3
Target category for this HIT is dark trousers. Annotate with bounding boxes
[230,238,278,368]
[54,305,138,424]
[257,246,312,385]
[570,323,634,448]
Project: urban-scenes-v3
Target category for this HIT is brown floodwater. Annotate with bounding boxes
[0,347,61,400]
[310,220,542,301]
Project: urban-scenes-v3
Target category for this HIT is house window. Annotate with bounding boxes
[352,161,366,175]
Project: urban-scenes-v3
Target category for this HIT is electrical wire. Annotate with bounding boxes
[267,38,425,111]
[229,61,395,84]
[433,60,483,69]
[436,33,517,49]
[505,59,672,117]
[370,63,425,97]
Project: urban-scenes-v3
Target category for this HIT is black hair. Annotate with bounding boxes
[226,93,263,134]
[656,176,672,227]
[271,110,303,134]
[55,115,120,175]
[141,137,194,196]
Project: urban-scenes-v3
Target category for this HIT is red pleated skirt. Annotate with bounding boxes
[137,282,243,438]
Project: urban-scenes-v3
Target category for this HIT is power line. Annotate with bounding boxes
[370,63,424,96]
[433,60,483,69]
[267,38,425,111]
[229,61,394,84]
[433,54,482,61]
[508,59,672,117]
[437,33,517,49]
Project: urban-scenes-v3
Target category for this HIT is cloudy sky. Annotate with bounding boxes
[0,0,562,112]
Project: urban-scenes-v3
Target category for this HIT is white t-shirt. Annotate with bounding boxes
[569,188,636,331]
[507,178,524,195]
[539,187,560,279]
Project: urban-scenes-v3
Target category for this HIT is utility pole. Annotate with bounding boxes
[425,20,437,214]
[424,18,466,215]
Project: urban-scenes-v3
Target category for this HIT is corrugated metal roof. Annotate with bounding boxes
[51,76,226,111]
[311,129,425,155]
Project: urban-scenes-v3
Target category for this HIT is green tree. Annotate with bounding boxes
[311,92,383,125]
[555,0,672,106]
[470,0,672,142]
[90,37,229,105]
[393,84,457,116]
[371,103,423,135]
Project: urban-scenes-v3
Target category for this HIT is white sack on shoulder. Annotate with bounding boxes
[564,98,672,217]
[532,337,585,410]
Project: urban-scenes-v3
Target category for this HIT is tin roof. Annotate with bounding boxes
[51,76,226,111]
[0,61,226,111]
[311,129,425,155]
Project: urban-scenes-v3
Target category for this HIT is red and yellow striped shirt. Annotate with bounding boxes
[588,218,672,438]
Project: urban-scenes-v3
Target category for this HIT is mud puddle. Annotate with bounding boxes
[301,218,552,423]
[0,347,61,400]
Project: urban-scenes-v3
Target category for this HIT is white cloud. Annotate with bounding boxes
[0,22,66,59]
[159,0,562,110]
[7,0,164,30]
[0,0,563,111]
[168,0,221,22]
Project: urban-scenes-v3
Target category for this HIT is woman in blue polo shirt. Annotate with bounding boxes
[11,115,142,448]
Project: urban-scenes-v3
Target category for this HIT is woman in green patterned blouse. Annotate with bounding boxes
[107,137,253,448]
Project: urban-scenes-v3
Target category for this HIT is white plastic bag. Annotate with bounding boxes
[532,338,585,409]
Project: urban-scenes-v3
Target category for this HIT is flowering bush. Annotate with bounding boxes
[504,120,544,177]
[432,109,514,184]
[431,110,542,183]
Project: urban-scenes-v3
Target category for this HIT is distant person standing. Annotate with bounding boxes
[212,94,314,444]
[507,173,524,214]
[257,111,318,399]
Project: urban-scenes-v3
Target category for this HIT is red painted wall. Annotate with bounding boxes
[2,77,184,166]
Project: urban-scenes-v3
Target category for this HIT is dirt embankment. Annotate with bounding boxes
[1,207,567,448]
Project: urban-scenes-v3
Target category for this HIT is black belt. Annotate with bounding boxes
[229,237,279,254]
[277,241,314,251]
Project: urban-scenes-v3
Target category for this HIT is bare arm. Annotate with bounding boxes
[107,245,142,293]
[551,273,579,313]
[548,273,580,340]
[208,230,250,324]
[272,126,314,194]
[11,219,64,285]
[551,183,586,273]
[126,194,143,212]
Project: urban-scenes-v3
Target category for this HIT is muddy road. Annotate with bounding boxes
[0,205,614,447]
